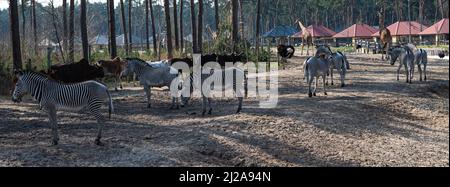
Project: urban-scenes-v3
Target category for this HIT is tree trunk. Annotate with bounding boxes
[149,0,157,57]
[32,0,38,56]
[164,0,174,58]
[69,0,75,63]
[419,0,424,31]
[173,0,179,50]
[21,0,26,45]
[109,0,117,58]
[120,0,129,55]
[214,0,219,30]
[197,0,203,53]
[10,0,22,70]
[128,0,133,52]
[80,0,89,60]
[190,0,198,53]
[144,0,150,51]
[239,0,244,40]
[63,0,67,55]
[179,0,184,51]
[437,0,445,19]
[232,0,239,50]
[255,0,261,61]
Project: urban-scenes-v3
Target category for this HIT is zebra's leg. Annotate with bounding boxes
[308,76,313,97]
[418,64,423,82]
[341,68,346,87]
[397,63,402,81]
[330,68,334,86]
[313,76,318,96]
[236,97,243,114]
[47,107,59,146]
[114,77,118,91]
[424,64,427,81]
[144,86,152,108]
[170,97,179,110]
[322,75,327,96]
[404,65,410,83]
[94,113,105,146]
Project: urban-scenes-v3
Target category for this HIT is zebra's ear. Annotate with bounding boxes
[14,69,23,76]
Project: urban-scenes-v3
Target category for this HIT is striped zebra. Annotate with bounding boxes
[414,48,428,82]
[121,58,182,109]
[12,71,113,146]
[388,46,415,83]
[181,67,245,116]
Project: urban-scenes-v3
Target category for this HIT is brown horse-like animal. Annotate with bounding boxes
[380,28,392,61]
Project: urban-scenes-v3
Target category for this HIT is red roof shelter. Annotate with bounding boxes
[292,25,337,38]
[419,18,449,35]
[333,24,378,38]
[372,21,428,37]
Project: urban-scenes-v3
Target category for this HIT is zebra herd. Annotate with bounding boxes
[10,44,429,145]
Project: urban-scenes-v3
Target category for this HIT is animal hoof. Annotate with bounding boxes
[341,84,346,88]
[324,92,328,96]
[208,109,212,115]
[308,93,313,98]
[313,93,317,96]
[331,83,334,86]
[147,104,152,108]
[95,139,104,146]
[52,140,59,146]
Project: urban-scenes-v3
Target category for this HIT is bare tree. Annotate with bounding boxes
[47,0,65,64]
[68,0,74,63]
[10,0,23,70]
[255,0,261,60]
[239,0,244,40]
[145,0,150,51]
[109,0,117,58]
[190,0,197,53]
[419,0,424,31]
[197,0,203,53]
[164,0,173,58]
[21,0,26,44]
[232,0,239,49]
[214,0,219,30]
[80,0,89,60]
[128,0,133,51]
[120,0,129,55]
[63,0,67,55]
[179,0,184,51]
[32,0,38,56]
[437,0,445,19]
[149,0,157,57]
[173,0,179,50]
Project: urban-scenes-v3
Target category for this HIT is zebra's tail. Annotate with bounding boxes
[106,89,114,119]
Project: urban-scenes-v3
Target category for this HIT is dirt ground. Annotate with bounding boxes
[0,53,448,167]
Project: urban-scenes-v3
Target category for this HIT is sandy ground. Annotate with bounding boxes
[0,53,448,167]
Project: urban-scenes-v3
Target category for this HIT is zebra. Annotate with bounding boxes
[180,66,245,116]
[304,56,332,97]
[388,46,415,83]
[327,51,348,87]
[11,70,113,146]
[414,48,428,82]
[121,58,182,109]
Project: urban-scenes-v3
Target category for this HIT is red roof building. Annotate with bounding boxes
[292,25,337,38]
[372,21,428,37]
[333,24,378,38]
[418,18,449,35]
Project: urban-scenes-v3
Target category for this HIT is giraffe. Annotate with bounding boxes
[296,19,313,56]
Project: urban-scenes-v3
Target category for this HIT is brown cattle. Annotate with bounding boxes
[97,57,127,91]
